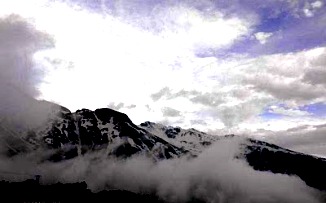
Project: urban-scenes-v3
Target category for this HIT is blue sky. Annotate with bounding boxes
[300,102,326,117]
[1,0,326,138]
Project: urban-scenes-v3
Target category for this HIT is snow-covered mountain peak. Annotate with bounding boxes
[139,121,220,154]
[32,108,186,161]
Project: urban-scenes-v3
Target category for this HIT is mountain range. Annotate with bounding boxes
[1,98,326,202]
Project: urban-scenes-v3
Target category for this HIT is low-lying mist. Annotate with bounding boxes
[0,137,323,203]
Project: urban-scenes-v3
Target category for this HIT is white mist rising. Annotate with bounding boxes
[1,137,323,203]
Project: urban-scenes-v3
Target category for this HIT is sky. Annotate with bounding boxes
[0,0,326,155]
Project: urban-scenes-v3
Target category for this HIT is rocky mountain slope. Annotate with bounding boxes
[29,108,186,161]
[243,138,326,192]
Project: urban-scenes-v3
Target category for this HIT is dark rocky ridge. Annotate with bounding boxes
[243,138,326,192]
[0,179,166,203]
[36,108,186,161]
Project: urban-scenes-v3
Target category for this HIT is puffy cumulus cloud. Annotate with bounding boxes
[0,137,323,203]
[149,46,326,130]
[240,47,326,106]
[245,74,325,102]
[303,0,324,17]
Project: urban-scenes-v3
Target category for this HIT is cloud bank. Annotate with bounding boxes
[0,137,323,203]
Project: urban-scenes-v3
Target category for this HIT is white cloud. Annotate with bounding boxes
[142,46,326,130]
[254,32,273,44]
[0,1,252,116]
[2,0,326,134]
[303,0,324,17]
[303,8,314,17]
[311,1,323,9]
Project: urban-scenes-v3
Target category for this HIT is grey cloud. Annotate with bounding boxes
[161,107,181,117]
[302,49,326,86]
[0,15,53,97]
[145,104,151,111]
[173,89,200,98]
[244,75,325,101]
[150,88,195,101]
[151,87,269,127]
[212,97,272,128]
[107,102,124,110]
[172,89,267,127]
[190,92,224,107]
[233,48,326,110]
[311,49,326,67]
[263,123,326,157]
[285,125,311,133]
[151,88,224,107]
[315,123,326,129]
[107,103,136,110]
[303,69,326,86]
[126,104,136,109]
[150,87,171,101]
[0,15,55,132]
[231,88,251,100]
[190,120,207,125]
